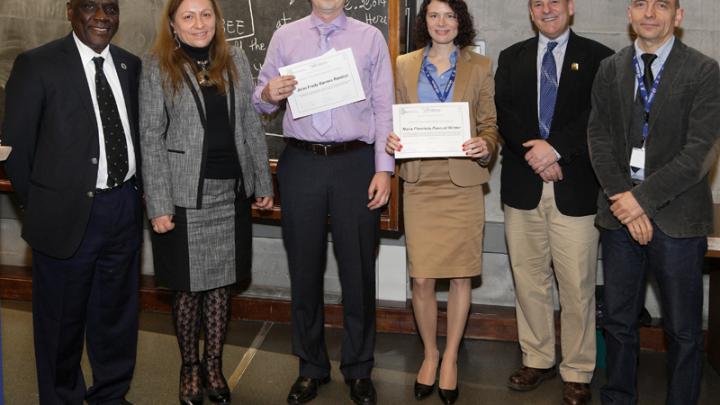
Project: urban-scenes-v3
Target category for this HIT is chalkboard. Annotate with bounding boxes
[218,0,393,158]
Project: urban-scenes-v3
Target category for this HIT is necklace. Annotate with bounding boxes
[195,59,211,87]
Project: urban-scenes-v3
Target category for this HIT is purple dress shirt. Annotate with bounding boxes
[252,12,395,173]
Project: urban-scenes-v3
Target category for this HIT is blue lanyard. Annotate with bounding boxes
[422,60,456,103]
[632,55,665,142]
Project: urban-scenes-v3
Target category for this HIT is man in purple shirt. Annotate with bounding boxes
[253,1,393,404]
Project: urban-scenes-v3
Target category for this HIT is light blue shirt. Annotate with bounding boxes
[633,35,675,96]
[418,46,458,103]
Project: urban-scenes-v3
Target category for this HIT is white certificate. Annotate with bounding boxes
[393,102,471,159]
[279,48,366,118]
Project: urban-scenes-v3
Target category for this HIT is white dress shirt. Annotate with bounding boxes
[73,33,136,189]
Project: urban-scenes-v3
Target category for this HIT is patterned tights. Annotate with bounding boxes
[173,287,231,397]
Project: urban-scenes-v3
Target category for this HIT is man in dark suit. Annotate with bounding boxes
[2,1,141,403]
[495,1,613,404]
[588,1,720,403]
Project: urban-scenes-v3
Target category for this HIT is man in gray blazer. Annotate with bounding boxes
[588,0,720,403]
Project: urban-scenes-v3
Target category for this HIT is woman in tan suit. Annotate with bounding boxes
[386,0,498,403]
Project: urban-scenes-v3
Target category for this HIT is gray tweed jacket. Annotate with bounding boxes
[140,48,273,219]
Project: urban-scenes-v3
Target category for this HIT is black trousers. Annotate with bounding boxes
[600,226,706,405]
[32,181,141,405]
[277,143,380,380]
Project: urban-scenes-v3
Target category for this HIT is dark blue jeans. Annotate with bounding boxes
[600,226,706,405]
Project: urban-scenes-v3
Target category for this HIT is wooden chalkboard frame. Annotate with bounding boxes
[251,0,402,233]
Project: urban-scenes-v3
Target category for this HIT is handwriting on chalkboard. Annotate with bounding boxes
[219,0,389,78]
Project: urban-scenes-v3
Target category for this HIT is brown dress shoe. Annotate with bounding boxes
[562,382,591,405]
[506,366,557,391]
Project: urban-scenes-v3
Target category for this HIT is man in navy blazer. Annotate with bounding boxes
[495,1,612,404]
[588,0,720,403]
[2,0,141,403]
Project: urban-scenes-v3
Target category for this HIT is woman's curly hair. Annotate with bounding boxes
[415,0,476,49]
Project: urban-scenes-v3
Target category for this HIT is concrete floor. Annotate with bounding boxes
[2,300,719,404]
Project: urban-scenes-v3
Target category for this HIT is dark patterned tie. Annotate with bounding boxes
[93,57,128,188]
[539,41,558,139]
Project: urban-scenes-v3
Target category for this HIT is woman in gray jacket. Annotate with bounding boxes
[140,0,273,403]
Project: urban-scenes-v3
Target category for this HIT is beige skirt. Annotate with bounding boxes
[403,159,485,278]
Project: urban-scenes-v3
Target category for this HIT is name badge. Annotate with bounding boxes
[630,147,646,170]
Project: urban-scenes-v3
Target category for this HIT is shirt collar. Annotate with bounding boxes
[310,12,347,31]
[73,31,111,67]
[634,35,675,68]
[421,45,459,70]
[538,29,570,51]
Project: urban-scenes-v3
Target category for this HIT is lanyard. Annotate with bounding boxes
[422,59,456,102]
[632,55,665,141]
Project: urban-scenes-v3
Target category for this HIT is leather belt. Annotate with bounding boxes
[285,138,369,156]
[94,176,135,194]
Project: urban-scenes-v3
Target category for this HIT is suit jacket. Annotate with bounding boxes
[2,34,141,258]
[140,48,273,220]
[588,39,720,238]
[495,31,613,216]
[394,47,499,186]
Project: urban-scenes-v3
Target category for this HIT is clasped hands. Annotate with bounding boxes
[609,191,652,245]
[523,139,563,183]
[151,196,274,234]
[522,139,652,244]
[385,133,491,160]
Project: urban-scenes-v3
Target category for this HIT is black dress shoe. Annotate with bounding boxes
[287,375,331,404]
[346,378,377,405]
[438,386,459,405]
[206,386,230,404]
[414,380,435,400]
[179,394,204,405]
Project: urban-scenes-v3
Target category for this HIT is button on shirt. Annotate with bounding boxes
[73,33,136,189]
[418,46,457,103]
[252,13,395,173]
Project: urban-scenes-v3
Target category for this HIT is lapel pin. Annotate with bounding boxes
[571,62,580,71]
[120,62,127,70]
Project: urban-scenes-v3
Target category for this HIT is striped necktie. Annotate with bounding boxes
[539,41,558,139]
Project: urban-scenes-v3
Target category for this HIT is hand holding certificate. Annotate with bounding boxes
[392,102,471,159]
[279,48,366,118]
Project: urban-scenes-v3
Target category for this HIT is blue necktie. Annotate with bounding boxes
[539,41,558,140]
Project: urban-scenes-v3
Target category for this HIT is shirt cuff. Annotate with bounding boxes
[375,152,395,174]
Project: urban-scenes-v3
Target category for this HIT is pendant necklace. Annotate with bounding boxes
[196,59,211,87]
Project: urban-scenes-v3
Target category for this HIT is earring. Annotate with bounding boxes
[173,31,181,50]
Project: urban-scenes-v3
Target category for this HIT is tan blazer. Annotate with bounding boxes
[395,47,499,186]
